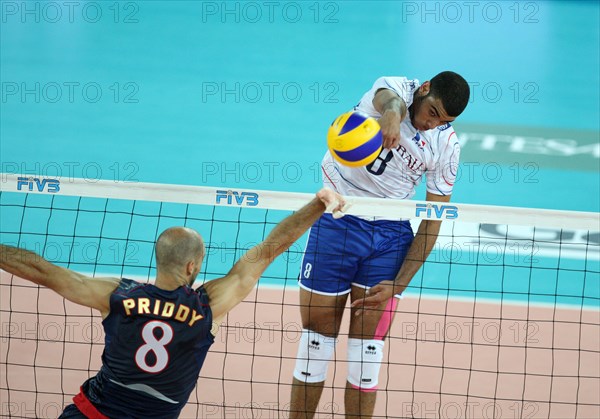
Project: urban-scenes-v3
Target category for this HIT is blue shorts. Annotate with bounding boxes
[299,214,414,296]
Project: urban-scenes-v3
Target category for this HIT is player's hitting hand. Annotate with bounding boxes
[371,87,406,150]
[316,188,350,219]
[378,110,402,149]
[350,280,398,316]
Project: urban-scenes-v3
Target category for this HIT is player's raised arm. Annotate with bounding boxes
[0,245,119,318]
[373,88,407,149]
[204,188,347,322]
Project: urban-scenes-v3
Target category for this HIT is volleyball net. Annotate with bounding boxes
[0,173,598,418]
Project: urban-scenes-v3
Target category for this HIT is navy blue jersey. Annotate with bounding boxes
[78,278,214,418]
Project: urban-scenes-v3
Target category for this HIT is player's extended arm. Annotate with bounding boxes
[205,189,347,322]
[373,88,407,149]
[0,245,120,318]
[351,192,450,311]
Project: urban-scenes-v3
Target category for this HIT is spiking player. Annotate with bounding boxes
[289,71,470,418]
[0,188,347,419]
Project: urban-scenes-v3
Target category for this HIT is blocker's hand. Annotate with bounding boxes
[351,280,398,316]
[316,188,350,219]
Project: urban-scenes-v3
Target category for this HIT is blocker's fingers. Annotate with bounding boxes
[332,201,352,219]
[325,199,340,214]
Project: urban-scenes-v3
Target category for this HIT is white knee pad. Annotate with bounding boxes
[293,329,336,383]
[347,338,384,390]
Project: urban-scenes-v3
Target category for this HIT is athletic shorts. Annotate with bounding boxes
[299,213,414,297]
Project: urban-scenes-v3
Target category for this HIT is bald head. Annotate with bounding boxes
[155,227,205,275]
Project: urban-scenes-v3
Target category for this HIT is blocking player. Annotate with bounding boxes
[0,188,347,419]
[289,71,470,418]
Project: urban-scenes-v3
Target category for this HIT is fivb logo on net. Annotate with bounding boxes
[215,189,259,206]
[415,203,458,220]
[16,176,60,193]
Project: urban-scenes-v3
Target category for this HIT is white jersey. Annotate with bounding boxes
[322,76,460,203]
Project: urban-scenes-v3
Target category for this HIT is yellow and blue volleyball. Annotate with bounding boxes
[327,111,383,167]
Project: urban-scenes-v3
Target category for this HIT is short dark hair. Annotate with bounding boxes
[429,71,470,117]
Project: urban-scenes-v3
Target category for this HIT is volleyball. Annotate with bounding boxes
[327,111,383,167]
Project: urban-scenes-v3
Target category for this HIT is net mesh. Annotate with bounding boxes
[0,180,598,418]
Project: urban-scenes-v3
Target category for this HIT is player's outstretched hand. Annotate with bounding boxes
[316,188,350,219]
[351,280,398,316]
[379,110,402,149]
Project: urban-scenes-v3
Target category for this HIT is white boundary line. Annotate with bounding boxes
[1,173,599,230]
